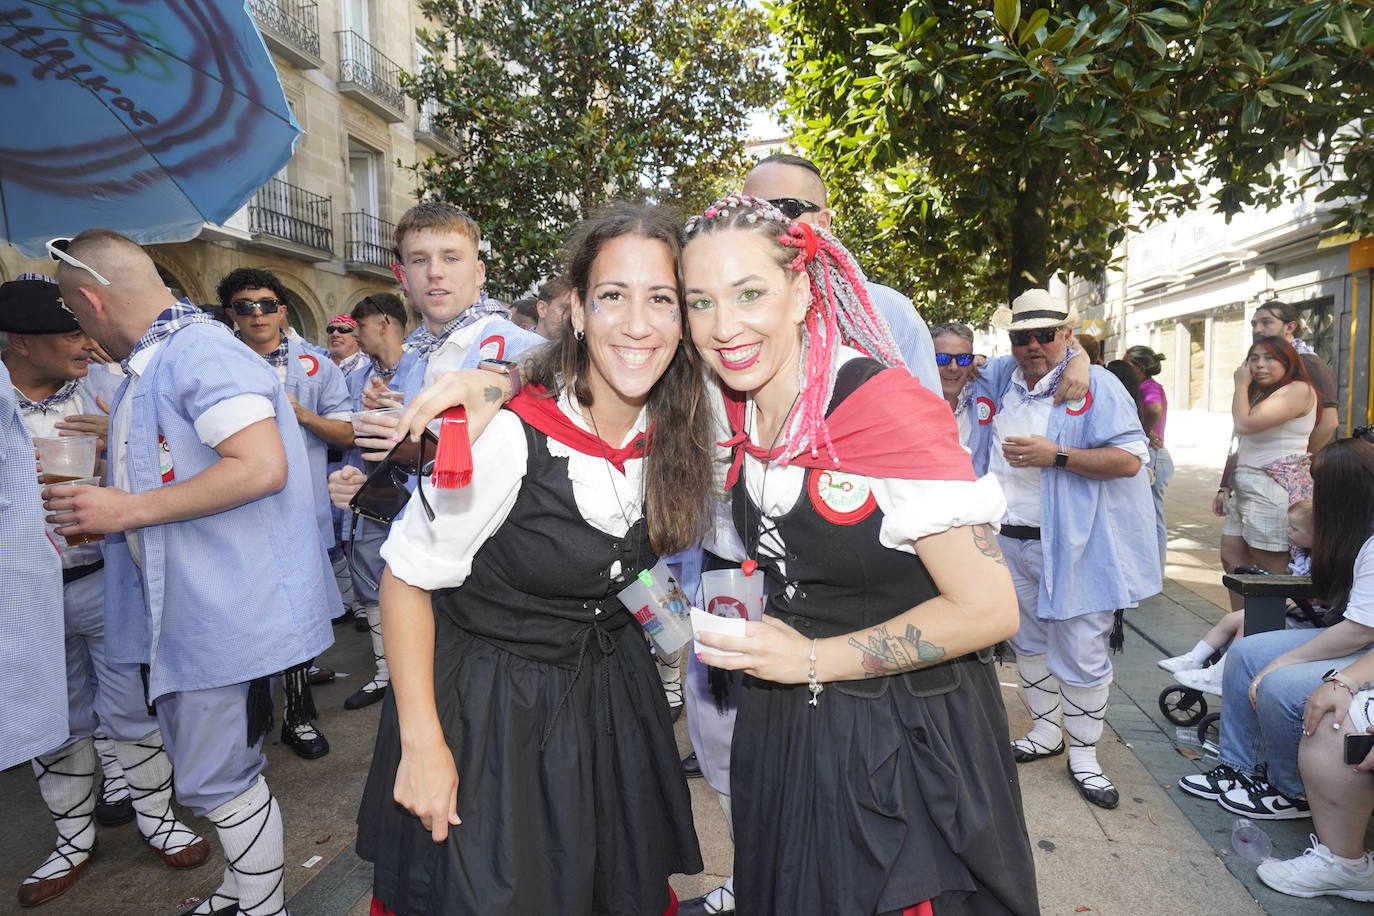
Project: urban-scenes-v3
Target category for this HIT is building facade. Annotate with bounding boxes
[0,0,457,344]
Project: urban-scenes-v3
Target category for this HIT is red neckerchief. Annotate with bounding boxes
[719,368,975,490]
[506,386,651,473]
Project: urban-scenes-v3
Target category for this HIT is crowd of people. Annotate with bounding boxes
[1,151,1371,916]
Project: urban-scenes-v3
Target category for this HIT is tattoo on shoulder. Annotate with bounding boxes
[848,624,946,678]
[482,384,504,404]
[971,524,1007,567]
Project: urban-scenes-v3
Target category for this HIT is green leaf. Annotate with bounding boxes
[1135,107,1170,127]
[994,0,1021,36]
[1339,9,1361,49]
[1135,21,1167,57]
[1267,82,1311,99]
[1019,8,1050,45]
[1142,9,1191,30]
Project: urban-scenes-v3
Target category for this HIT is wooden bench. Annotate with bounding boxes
[1221,574,1316,635]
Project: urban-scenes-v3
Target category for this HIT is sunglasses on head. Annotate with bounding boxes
[46,237,112,286]
[1009,327,1061,347]
[767,197,822,220]
[326,325,355,334]
[348,429,438,525]
[934,352,975,367]
[230,298,284,315]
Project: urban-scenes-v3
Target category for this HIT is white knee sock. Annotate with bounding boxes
[93,732,130,806]
[1187,639,1215,664]
[1062,682,1113,791]
[114,729,203,856]
[657,647,683,710]
[366,604,389,689]
[1012,653,1062,754]
[27,738,98,883]
[202,776,286,916]
[703,875,735,913]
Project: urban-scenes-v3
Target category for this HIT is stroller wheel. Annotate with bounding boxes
[1158,685,1208,726]
[1197,712,1221,748]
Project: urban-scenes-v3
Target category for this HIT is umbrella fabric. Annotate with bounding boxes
[1,0,300,257]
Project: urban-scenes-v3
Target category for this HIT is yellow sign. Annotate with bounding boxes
[1350,237,1374,272]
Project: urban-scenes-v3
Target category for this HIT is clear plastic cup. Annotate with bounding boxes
[701,568,764,621]
[34,435,98,482]
[619,560,692,654]
[351,407,403,436]
[53,476,105,546]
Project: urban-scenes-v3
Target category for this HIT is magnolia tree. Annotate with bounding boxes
[772,0,1374,323]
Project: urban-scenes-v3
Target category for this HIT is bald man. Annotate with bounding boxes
[742,154,940,392]
[46,229,335,916]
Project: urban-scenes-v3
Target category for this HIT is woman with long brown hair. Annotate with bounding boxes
[354,203,709,915]
[1214,336,1318,603]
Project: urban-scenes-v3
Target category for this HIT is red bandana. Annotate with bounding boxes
[719,368,975,490]
[506,386,652,473]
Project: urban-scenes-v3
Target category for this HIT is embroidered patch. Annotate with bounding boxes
[478,335,506,360]
[297,354,320,377]
[706,595,749,619]
[808,469,877,525]
[1065,390,1093,416]
[158,434,175,483]
[976,396,996,424]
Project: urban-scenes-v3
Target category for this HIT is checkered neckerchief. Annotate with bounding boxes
[16,379,80,414]
[120,299,220,376]
[1011,348,1075,403]
[370,356,400,384]
[237,330,289,368]
[402,292,510,361]
[335,350,367,375]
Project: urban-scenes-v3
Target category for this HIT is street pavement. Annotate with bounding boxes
[3,410,1371,915]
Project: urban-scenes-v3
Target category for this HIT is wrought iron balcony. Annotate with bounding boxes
[344,211,397,274]
[248,0,322,69]
[337,30,406,122]
[416,100,462,158]
[248,178,333,256]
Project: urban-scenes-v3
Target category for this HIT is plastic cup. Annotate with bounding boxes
[351,407,403,436]
[700,568,764,622]
[34,435,98,482]
[54,476,105,546]
[618,560,693,655]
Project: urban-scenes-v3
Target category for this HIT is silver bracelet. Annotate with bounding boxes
[807,638,824,708]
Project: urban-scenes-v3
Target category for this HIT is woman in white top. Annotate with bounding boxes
[1214,335,1318,599]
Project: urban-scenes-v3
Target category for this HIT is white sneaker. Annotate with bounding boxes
[1174,666,1224,696]
[1158,653,1203,673]
[1257,837,1374,901]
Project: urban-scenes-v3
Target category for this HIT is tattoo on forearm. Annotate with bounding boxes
[482,385,504,404]
[971,524,1007,567]
[849,624,946,678]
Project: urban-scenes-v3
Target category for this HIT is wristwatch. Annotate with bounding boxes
[1054,447,1069,469]
[478,358,521,400]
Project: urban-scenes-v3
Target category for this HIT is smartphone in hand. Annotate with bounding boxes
[1344,733,1374,766]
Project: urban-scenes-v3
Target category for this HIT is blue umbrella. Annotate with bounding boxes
[0,1,301,257]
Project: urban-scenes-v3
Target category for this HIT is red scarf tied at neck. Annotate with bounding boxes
[506,385,652,472]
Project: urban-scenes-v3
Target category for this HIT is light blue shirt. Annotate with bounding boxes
[865,282,939,392]
[967,358,1162,620]
[0,360,68,765]
[283,337,352,553]
[102,323,335,699]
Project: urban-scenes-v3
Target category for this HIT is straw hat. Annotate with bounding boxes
[990,288,1079,331]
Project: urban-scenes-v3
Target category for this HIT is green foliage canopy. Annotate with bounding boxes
[406,0,779,298]
[772,0,1374,325]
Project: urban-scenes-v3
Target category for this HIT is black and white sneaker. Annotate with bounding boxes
[1177,762,1247,801]
[1218,774,1311,820]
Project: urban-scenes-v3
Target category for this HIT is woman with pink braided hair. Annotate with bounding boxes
[686,194,1039,915]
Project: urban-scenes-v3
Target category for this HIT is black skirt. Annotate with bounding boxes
[731,655,1039,916]
[356,619,702,915]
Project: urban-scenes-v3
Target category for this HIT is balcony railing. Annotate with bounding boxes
[249,178,333,254]
[416,99,462,157]
[248,0,321,67]
[344,211,396,269]
[337,30,406,121]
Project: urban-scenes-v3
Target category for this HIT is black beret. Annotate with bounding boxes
[0,278,81,334]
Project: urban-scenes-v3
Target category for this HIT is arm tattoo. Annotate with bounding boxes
[971,524,1007,567]
[849,624,946,678]
[482,384,504,404]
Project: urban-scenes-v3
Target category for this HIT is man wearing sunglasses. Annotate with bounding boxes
[44,229,336,916]
[741,153,940,394]
[964,288,1159,815]
[326,313,368,376]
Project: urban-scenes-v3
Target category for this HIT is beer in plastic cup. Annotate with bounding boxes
[618,560,692,655]
[34,435,98,482]
[700,568,764,622]
[54,476,105,546]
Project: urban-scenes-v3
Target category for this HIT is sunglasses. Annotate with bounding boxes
[348,429,437,525]
[230,298,284,315]
[46,237,111,286]
[934,352,975,367]
[767,197,822,220]
[326,325,355,334]
[1009,327,1061,347]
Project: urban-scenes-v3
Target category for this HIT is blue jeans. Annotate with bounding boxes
[1149,445,1174,571]
[1219,629,1368,798]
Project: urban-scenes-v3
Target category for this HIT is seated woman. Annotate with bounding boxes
[1255,644,1374,901]
[355,204,708,915]
[1213,337,1318,609]
[1179,437,1374,820]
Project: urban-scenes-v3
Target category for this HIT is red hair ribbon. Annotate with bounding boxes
[780,222,820,270]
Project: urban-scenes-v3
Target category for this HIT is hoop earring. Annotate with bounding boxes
[574,329,585,341]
